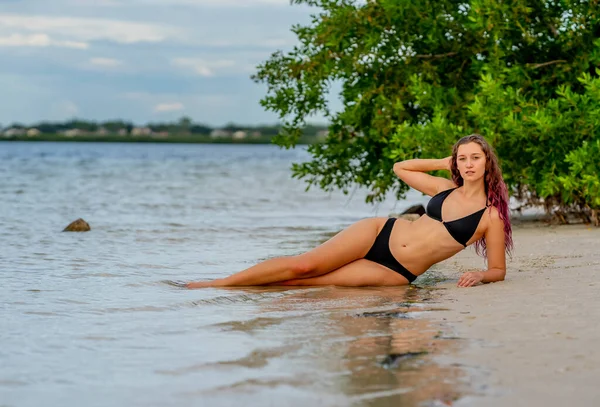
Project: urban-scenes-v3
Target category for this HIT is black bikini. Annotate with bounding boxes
[364,218,416,282]
[364,188,488,283]
[426,188,489,247]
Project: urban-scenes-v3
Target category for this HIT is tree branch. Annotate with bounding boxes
[414,51,458,59]
[528,60,567,69]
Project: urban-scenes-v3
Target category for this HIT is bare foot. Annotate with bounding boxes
[186,279,224,289]
[186,281,211,288]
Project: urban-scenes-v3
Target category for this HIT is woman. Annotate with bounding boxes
[187,134,513,289]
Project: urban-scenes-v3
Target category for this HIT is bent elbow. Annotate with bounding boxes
[393,162,405,177]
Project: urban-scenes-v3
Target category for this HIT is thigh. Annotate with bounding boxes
[298,217,388,275]
[273,259,411,287]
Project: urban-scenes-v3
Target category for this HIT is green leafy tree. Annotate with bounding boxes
[66,119,98,132]
[190,123,213,135]
[253,0,600,222]
[177,116,193,134]
[102,120,134,132]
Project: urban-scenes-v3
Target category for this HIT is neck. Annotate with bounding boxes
[460,180,486,199]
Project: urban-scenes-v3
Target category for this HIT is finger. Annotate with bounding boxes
[459,275,471,286]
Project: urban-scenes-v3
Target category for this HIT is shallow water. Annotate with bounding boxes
[0,142,457,406]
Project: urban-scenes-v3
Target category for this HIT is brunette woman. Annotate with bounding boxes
[187,134,513,289]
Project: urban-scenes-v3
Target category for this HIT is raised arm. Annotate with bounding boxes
[393,157,455,197]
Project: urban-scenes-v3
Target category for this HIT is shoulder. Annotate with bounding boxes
[485,206,505,229]
[434,179,457,195]
[486,205,501,220]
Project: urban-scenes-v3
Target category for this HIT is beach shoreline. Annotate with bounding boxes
[426,223,600,406]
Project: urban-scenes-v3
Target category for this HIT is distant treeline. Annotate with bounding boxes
[0,116,329,144]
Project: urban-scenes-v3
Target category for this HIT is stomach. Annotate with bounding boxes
[388,215,468,276]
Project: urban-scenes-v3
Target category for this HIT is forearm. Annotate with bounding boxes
[480,268,506,283]
[394,158,449,173]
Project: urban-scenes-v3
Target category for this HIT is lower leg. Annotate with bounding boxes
[186,256,309,288]
[186,218,385,289]
[266,259,410,287]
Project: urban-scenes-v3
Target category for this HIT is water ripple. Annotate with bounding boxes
[0,142,437,407]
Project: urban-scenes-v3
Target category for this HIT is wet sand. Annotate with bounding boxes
[185,285,465,407]
[427,223,600,406]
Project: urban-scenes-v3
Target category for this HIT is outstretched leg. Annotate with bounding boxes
[187,217,388,288]
[268,259,411,287]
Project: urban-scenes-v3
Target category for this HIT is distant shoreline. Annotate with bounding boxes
[0,134,320,144]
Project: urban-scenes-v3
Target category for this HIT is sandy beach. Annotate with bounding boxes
[427,223,600,406]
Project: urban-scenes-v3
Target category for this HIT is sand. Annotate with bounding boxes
[427,223,600,406]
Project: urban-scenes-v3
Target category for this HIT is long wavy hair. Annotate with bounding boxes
[450,134,513,258]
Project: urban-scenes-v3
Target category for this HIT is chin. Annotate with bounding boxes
[462,173,483,180]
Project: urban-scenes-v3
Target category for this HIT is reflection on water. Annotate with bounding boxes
[176,286,463,406]
[0,143,461,407]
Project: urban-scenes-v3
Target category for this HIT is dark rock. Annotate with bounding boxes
[401,204,426,216]
[355,310,410,319]
[63,218,91,232]
[380,351,429,369]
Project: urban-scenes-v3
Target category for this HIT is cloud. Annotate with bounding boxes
[0,2,316,125]
[63,101,80,115]
[154,102,184,112]
[122,92,234,111]
[0,13,181,45]
[0,33,88,49]
[171,58,240,77]
[89,57,122,67]
[51,100,80,117]
[79,0,297,7]
[0,12,298,49]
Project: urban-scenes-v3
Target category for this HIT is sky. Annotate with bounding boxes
[0,0,334,126]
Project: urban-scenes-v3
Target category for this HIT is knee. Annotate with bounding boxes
[289,256,316,277]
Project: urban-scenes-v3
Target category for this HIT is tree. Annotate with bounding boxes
[66,119,98,132]
[102,120,134,132]
[253,0,600,222]
[190,123,213,135]
[178,116,193,134]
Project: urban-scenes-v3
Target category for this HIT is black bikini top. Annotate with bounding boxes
[426,188,488,247]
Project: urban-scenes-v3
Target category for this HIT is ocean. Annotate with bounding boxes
[0,142,459,407]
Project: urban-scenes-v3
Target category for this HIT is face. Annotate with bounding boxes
[456,142,487,181]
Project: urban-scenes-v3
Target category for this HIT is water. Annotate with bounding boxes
[0,142,457,406]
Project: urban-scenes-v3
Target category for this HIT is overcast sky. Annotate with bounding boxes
[0,0,332,126]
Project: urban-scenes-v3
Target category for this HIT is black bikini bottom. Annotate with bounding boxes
[364,218,418,283]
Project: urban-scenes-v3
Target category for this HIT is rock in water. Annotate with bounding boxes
[401,204,426,216]
[389,204,426,221]
[397,213,420,221]
[63,218,91,232]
